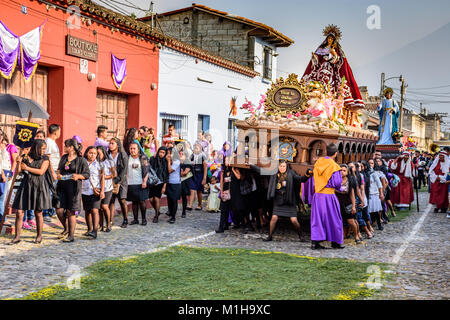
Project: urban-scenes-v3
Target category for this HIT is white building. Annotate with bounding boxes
[142,4,293,150]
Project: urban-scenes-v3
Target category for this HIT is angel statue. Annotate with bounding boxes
[302,25,364,109]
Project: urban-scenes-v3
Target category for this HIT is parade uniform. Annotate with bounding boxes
[310,156,343,244]
[389,153,415,208]
[428,152,449,211]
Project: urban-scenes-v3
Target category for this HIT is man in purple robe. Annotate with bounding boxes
[310,143,344,249]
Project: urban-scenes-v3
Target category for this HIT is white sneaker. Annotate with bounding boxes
[44,216,52,223]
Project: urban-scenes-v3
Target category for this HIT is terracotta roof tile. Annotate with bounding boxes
[141,3,294,47]
[46,0,258,77]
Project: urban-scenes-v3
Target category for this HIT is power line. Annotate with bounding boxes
[95,0,131,16]
[408,84,450,90]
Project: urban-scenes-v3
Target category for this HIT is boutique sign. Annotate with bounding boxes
[66,35,98,61]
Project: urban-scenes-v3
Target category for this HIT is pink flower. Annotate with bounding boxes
[311,109,323,117]
[287,113,293,119]
[295,112,300,117]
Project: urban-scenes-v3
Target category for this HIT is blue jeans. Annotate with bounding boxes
[23,210,35,222]
[43,208,55,217]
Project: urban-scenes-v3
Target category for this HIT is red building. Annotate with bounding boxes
[0,0,160,148]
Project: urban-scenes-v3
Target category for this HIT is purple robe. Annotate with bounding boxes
[310,171,343,244]
[302,177,315,205]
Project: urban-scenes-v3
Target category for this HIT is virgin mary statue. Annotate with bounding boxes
[302,25,364,109]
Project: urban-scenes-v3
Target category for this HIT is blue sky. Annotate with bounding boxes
[95,0,450,127]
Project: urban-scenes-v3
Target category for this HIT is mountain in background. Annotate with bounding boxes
[354,22,450,113]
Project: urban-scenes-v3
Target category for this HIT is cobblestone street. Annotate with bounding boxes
[0,191,448,299]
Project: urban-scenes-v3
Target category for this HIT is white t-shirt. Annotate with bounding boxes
[101,160,114,192]
[45,138,60,171]
[128,156,143,185]
[0,148,11,171]
[82,160,102,195]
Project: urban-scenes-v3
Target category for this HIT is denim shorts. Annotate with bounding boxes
[356,210,366,226]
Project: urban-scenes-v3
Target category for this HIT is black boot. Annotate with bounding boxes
[263,235,272,241]
[311,241,326,250]
[120,219,128,228]
[298,230,307,242]
[331,242,345,249]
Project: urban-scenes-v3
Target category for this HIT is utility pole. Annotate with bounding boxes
[380,72,385,100]
[399,76,406,135]
[149,1,155,30]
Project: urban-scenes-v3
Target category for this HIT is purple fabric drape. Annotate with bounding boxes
[111,53,127,90]
[0,21,20,79]
[0,20,43,81]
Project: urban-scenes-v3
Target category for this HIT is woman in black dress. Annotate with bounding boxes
[108,137,128,228]
[216,156,232,233]
[9,139,53,244]
[180,148,193,218]
[336,164,361,244]
[55,138,90,242]
[264,161,310,242]
[148,146,169,223]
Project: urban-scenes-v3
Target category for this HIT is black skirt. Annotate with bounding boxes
[12,173,52,211]
[127,184,148,202]
[181,178,192,196]
[56,180,82,211]
[148,183,164,199]
[166,183,181,201]
[101,191,113,205]
[82,194,101,211]
[111,185,127,202]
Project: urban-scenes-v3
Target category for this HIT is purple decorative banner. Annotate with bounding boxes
[111,53,127,90]
[0,20,20,79]
[0,20,44,81]
[18,24,43,82]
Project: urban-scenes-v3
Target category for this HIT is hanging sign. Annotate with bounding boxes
[66,35,98,61]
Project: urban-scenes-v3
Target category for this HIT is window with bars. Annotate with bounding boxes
[263,47,273,80]
[160,113,188,140]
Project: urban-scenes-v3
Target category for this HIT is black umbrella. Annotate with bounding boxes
[0,93,49,119]
[0,94,49,235]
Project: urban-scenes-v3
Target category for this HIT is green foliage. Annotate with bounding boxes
[21,247,389,300]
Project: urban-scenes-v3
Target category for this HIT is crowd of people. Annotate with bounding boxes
[0,124,449,249]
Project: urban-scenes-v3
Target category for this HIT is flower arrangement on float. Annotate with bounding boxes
[240,79,357,135]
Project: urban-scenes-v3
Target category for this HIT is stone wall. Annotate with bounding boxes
[158,11,253,66]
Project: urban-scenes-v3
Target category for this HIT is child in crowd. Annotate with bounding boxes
[206,176,220,212]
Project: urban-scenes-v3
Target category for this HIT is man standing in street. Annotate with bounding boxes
[428,151,449,213]
[310,143,344,250]
[389,152,416,211]
[94,125,110,149]
[163,124,179,148]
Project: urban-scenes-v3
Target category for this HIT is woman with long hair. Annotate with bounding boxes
[126,142,149,225]
[216,155,232,233]
[9,139,53,244]
[81,146,103,239]
[124,128,145,156]
[108,137,128,228]
[336,164,362,244]
[188,143,207,210]
[360,160,374,238]
[148,146,169,223]
[264,160,310,242]
[165,147,182,224]
[55,138,90,242]
[97,146,115,232]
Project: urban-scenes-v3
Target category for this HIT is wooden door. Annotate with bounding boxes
[96,91,127,140]
[0,68,48,141]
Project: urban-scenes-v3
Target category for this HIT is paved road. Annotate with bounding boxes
[0,192,448,299]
